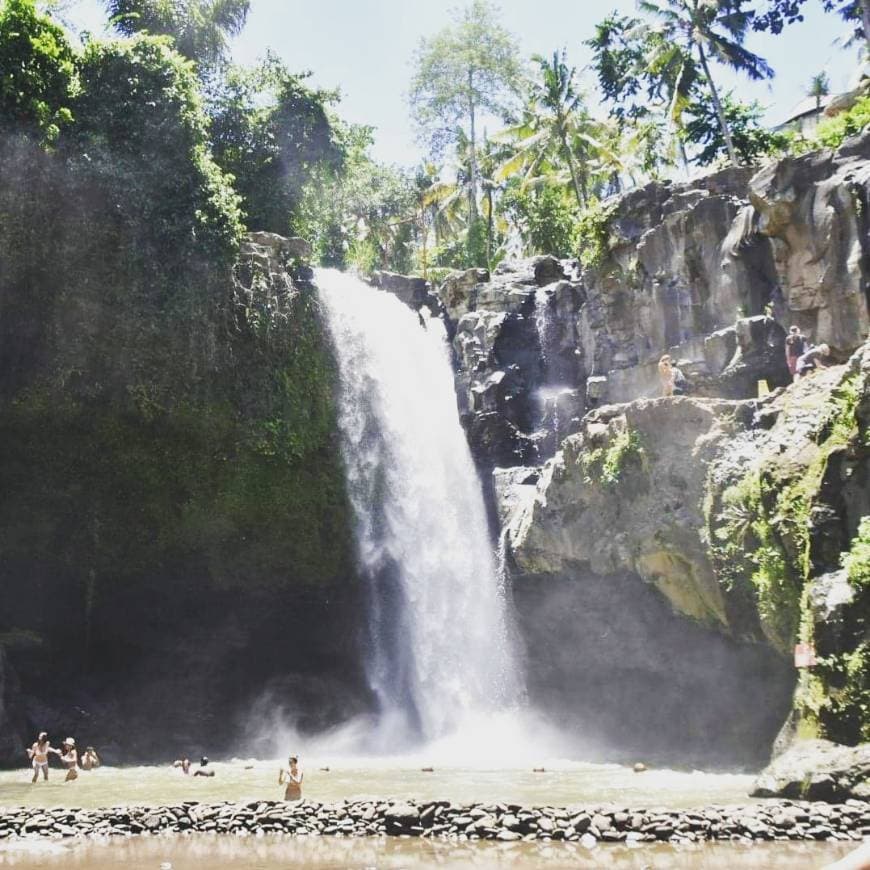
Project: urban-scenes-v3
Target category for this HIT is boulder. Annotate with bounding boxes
[751,740,870,801]
[370,271,431,311]
[245,231,311,261]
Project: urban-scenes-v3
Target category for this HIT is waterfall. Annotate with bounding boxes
[535,287,555,381]
[316,269,521,749]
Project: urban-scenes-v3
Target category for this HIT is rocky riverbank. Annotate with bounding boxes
[2,799,869,845]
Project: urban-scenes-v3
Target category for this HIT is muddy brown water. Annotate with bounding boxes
[0,834,856,869]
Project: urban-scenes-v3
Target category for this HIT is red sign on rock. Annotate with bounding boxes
[794,643,817,668]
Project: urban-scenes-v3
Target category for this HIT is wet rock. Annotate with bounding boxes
[752,740,870,801]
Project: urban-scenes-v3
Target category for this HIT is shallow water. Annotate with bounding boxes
[0,834,855,869]
[0,759,760,811]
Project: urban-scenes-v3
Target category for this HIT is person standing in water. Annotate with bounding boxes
[60,738,78,781]
[278,755,303,801]
[26,732,60,783]
[80,747,101,770]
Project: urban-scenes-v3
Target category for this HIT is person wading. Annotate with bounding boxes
[279,755,303,801]
[60,738,78,781]
[26,732,60,783]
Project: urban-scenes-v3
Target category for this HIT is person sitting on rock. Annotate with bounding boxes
[27,732,61,783]
[60,738,78,781]
[79,746,101,770]
[795,343,831,378]
[278,755,303,801]
[785,325,808,380]
[193,756,215,777]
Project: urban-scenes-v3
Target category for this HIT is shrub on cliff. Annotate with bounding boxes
[208,56,343,237]
[0,0,76,143]
[68,34,242,263]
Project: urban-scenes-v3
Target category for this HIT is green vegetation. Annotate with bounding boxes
[105,0,250,70]
[580,428,647,488]
[0,0,76,142]
[708,371,868,741]
[0,0,356,676]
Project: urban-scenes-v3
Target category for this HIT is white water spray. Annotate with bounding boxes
[317,269,522,750]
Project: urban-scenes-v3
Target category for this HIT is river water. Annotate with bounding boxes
[0,759,765,811]
[0,834,854,869]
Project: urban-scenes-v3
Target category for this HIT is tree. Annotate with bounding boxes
[409,0,523,222]
[684,93,788,164]
[637,0,774,167]
[105,0,249,69]
[208,56,343,236]
[586,12,697,174]
[526,50,590,209]
[752,0,866,53]
[495,52,605,211]
[0,0,77,143]
[809,71,831,110]
[69,34,243,261]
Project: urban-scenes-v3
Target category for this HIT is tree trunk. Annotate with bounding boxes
[697,42,739,167]
[678,139,691,178]
[468,68,479,221]
[862,0,870,57]
[485,186,494,264]
[559,122,586,210]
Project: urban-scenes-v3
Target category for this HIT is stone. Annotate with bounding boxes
[751,740,870,802]
[246,231,311,261]
[370,271,432,311]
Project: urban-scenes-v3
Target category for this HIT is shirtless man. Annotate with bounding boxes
[26,732,60,783]
[278,755,303,801]
[80,747,101,771]
[60,738,78,781]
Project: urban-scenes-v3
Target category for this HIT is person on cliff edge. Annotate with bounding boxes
[279,755,303,801]
[658,355,688,397]
[785,325,808,380]
[795,343,831,378]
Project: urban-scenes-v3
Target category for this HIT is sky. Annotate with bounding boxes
[60,0,863,167]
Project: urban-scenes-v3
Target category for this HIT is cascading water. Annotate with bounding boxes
[316,269,522,750]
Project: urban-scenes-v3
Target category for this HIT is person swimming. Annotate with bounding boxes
[192,756,214,777]
[26,732,60,783]
[278,755,303,801]
[172,757,191,775]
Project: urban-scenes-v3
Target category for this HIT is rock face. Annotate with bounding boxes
[752,740,870,801]
[501,342,870,763]
[414,138,870,763]
[433,136,869,481]
[0,234,369,764]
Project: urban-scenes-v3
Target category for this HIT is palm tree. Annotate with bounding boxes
[808,71,831,111]
[638,0,774,167]
[495,50,602,210]
[105,0,250,69]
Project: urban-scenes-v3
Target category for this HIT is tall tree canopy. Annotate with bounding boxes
[105,0,249,69]
[207,56,343,236]
[0,0,76,142]
[409,0,524,221]
[636,0,774,166]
